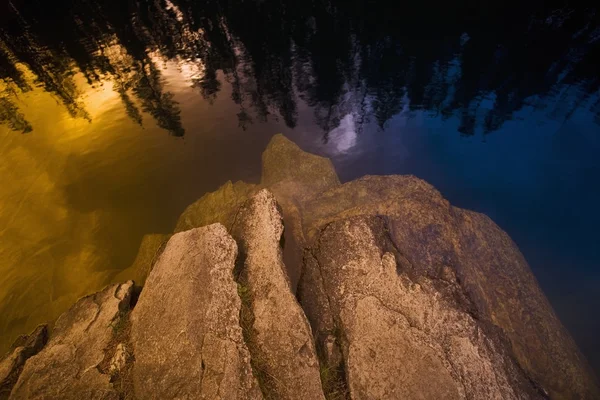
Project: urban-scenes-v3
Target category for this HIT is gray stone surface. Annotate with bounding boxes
[9,282,133,400]
[130,224,262,400]
[308,216,544,400]
[232,190,325,400]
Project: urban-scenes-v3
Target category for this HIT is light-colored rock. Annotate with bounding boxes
[0,325,47,400]
[130,224,262,400]
[308,216,543,399]
[301,175,599,399]
[9,282,134,400]
[232,190,325,400]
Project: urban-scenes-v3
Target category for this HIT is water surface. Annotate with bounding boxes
[1,0,599,373]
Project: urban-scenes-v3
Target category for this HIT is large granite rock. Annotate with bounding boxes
[300,175,599,400]
[305,216,544,399]
[232,190,325,400]
[130,224,262,400]
[0,326,48,400]
[9,282,134,400]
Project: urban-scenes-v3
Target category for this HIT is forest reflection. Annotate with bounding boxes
[1,0,599,138]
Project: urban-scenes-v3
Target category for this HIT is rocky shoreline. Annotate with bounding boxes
[1,135,598,399]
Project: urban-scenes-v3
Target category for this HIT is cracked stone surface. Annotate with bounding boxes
[130,224,262,400]
[9,282,133,400]
[232,190,325,400]
[308,216,545,399]
[302,175,600,400]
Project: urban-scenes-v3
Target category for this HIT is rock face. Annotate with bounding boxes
[130,224,262,400]
[305,216,543,399]
[0,326,47,400]
[9,282,133,400]
[300,174,599,400]
[232,190,325,400]
[4,133,599,400]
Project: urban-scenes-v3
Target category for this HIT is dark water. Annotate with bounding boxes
[1,0,599,373]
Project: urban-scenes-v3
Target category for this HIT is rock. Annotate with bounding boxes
[175,180,257,233]
[301,175,600,400]
[261,134,340,194]
[130,224,262,400]
[174,135,341,289]
[232,190,325,400]
[307,216,544,399]
[9,282,134,400]
[111,233,171,286]
[0,325,48,400]
[261,134,341,289]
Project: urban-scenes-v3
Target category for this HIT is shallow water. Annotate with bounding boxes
[1,0,599,373]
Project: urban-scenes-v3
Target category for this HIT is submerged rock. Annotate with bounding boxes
[232,190,325,400]
[175,180,257,233]
[130,224,262,400]
[9,282,133,400]
[110,233,170,286]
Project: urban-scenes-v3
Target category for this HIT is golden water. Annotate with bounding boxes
[0,62,274,353]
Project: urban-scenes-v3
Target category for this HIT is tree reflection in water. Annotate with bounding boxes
[0,0,598,137]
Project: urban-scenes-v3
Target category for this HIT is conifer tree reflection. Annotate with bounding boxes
[0,0,597,136]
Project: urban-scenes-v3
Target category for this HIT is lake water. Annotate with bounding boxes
[1,0,599,374]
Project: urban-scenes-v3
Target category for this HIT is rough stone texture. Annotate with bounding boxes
[130,224,262,400]
[309,216,544,400]
[232,190,325,400]
[0,325,48,400]
[301,175,600,399]
[111,233,171,286]
[9,282,134,400]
